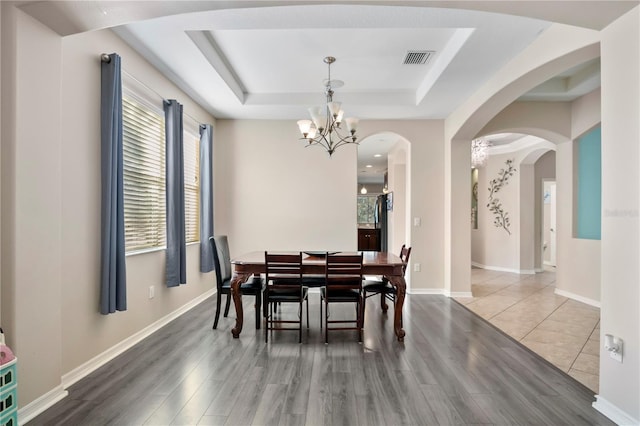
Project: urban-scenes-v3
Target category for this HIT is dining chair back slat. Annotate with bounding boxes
[264,252,308,343]
[321,252,364,343]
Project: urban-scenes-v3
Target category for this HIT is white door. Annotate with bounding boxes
[549,183,557,267]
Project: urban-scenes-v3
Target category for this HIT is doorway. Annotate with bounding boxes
[543,180,557,268]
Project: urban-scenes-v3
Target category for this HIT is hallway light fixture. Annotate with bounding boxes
[360,185,368,194]
[297,56,359,157]
[471,138,491,168]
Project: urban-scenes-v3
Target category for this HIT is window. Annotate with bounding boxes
[183,126,200,243]
[123,94,166,252]
[357,195,377,224]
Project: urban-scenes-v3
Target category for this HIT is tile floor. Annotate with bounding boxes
[454,267,600,392]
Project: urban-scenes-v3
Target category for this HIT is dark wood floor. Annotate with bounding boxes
[28,292,614,425]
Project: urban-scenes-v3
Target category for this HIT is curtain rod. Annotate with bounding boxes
[101,53,203,126]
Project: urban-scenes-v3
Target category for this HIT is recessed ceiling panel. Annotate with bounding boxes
[207,28,457,94]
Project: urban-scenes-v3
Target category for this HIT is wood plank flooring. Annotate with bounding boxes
[27,292,614,425]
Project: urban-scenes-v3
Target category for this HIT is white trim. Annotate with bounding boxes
[62,289,215,389]
[18,385,68,425]
[446,291,473,298]
[407,288,472,298]
[471,261,536,275]
[19,290,215,424]
[593,395,639,425]
[554,288,600,308]
[407,288,446,295]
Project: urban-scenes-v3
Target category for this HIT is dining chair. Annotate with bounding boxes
[321,252,364,343]
[264,252,309,343]
[362,245,411,321]
[210,236,264,330]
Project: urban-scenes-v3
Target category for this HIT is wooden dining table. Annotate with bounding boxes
[229,251,407,341]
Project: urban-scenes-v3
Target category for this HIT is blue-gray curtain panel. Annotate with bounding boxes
[100,53,127,314]
[164,99,187,287]
[199,124,215,272]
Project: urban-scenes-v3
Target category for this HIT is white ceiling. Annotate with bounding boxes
[112,5,552,120]
[18,1,635,183]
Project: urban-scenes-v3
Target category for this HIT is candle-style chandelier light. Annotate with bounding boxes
[297,56,359,157]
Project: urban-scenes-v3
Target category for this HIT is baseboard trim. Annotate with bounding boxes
[406,288,472,298]
[19,289,215,424]
[18,385,68,425]
[62,288,215,389]
[446,291,473,298]
[554,288,600,308]
[593,395,639,425]
[408,288,445,295]
[471,262,536,275]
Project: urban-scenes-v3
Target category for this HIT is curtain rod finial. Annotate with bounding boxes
[101,53,111,63]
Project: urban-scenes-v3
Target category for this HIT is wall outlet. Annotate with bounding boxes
[413,263,421,272]
[604,334,623,363]
[414,217,421,227]
[149,285,155,299]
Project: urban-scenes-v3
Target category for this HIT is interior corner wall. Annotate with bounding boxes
[2,6,64,408]
[519,163,535,272]
[359,120,445,293]
[597,6,640,422]
[554,90,602,305]
[533,151,556,270]
[387,143,407,258]
[0,1,15,349]
[472,152,521,272]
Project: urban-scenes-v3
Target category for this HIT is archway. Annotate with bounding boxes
[471,133,557,274]
[443,27,600,295]
[357,131,412,288]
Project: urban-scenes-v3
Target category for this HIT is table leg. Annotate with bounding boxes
[386,275,406,342]
[231,272,252,338]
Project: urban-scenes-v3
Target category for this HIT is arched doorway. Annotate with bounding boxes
[357,131,412,286]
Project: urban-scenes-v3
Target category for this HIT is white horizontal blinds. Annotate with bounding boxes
[184,126,200,243]
[122,94,166,252]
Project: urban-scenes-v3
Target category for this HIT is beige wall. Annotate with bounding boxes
[1,6,65,408]
[472,145,556,274]
[61,28,217,372]
[472,152,521,271]
[214,119,357,255]
[2,2,638,423]
[215,120,446,292]
[596,6,640,422]
[1,7,217,408]
[472,91,599,303]
[554,90,602,305]
[360,120,445,293]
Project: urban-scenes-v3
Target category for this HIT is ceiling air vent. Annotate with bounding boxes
[403,50,434,65]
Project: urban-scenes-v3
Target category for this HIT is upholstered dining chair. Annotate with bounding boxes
[264,252,309,343]
[362,245,411,321]
[210,236,264,330]
[320,252,364,343]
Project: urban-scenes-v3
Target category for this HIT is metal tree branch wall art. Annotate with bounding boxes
[487,159,517,235]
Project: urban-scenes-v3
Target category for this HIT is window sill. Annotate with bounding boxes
[125,241,200,257]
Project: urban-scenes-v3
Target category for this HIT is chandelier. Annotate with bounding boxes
[471,138,492,168]
[297,56,359,157]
